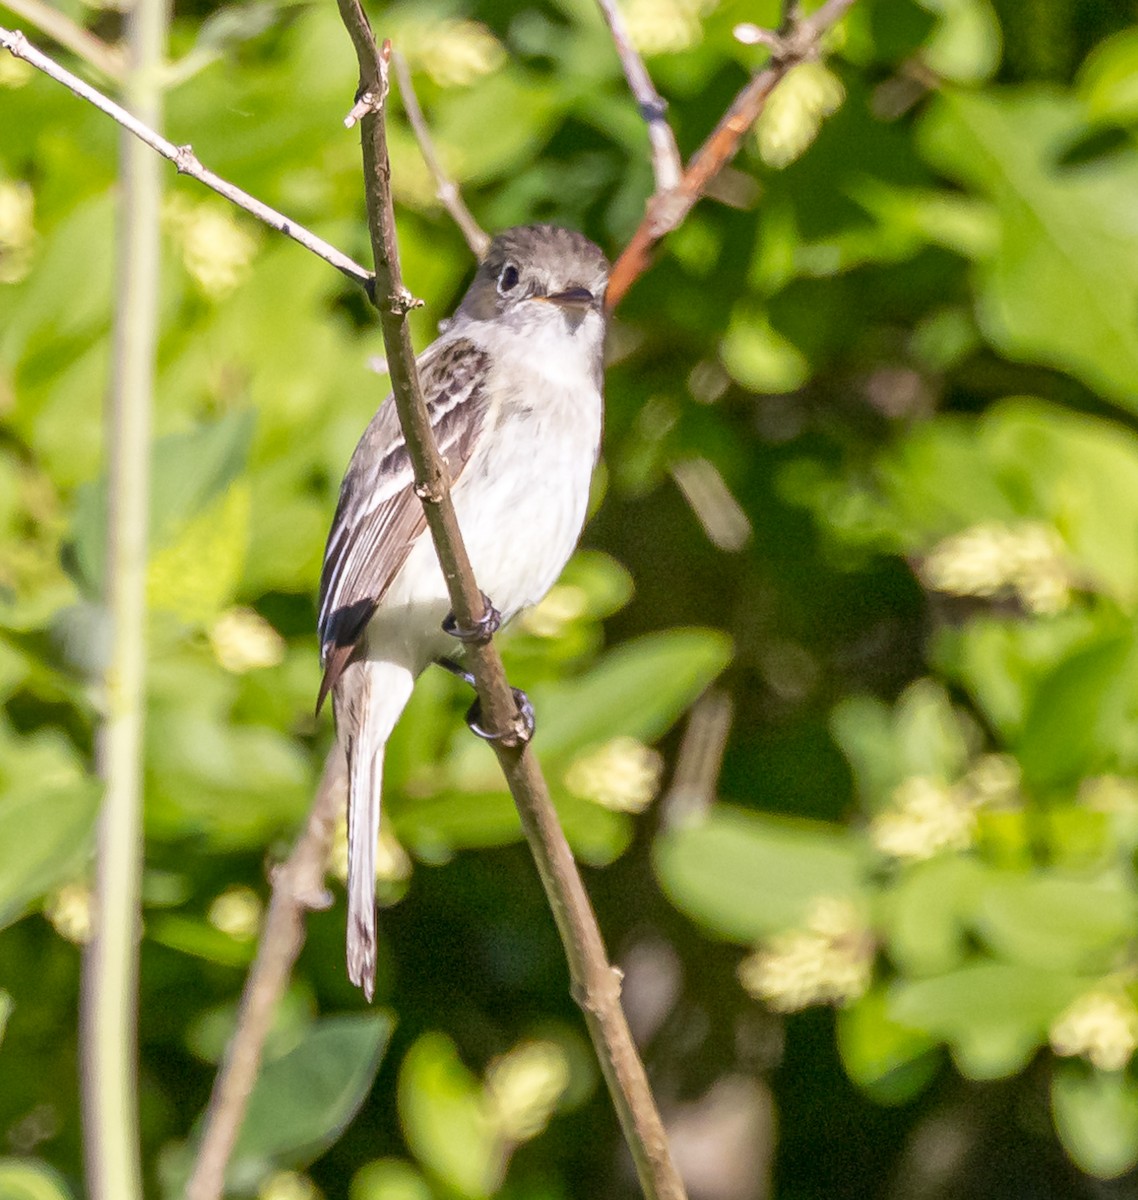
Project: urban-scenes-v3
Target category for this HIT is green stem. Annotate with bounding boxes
[79,0,166,1196]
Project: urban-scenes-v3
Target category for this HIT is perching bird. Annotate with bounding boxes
[317,225,610,999]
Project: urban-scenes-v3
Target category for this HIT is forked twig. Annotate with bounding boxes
[605,0,858,307]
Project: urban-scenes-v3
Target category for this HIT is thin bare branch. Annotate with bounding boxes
[186,750,344,1200]
[0,0,122,79]
[594,0,682,195]
[0,26,373,290]
[334,4,686,1197]
[606,0,857,308]
[391,49,490,261]
[660,690,733,827]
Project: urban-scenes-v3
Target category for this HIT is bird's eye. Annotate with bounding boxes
[497,263,520,294]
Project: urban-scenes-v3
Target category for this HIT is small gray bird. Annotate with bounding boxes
[318,225,610,999]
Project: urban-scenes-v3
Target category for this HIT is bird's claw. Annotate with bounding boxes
[465,688,535,748]
[443,593,501,644]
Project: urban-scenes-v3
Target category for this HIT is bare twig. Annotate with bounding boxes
[606,0,857,308]
[335,5,686,1198]
[595,0,682,196]
[391,49,490,261]
[78,0,165,1195]
[660,690,733,827]
[186,750,344,1200]
[0,26,373,289]
[0,0,123,78]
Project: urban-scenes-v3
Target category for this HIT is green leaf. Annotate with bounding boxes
[228,1015,393,1186]
[654,806,868,942]
[920,88,1138,411]
[884,856,986,977]
[70,409,255,595]
[0,727,99,930]
[0,990,10,1049]
[1015,634,1137,789]
[398,1032,501,1199]
[837,988,940,1105]
[0,1159,75,1200]
[975,872,1138,972]
[351,1159,436,1200]
[890,962,1087,1080]
[525,630,733,759]
[1052,1063,1138,1180]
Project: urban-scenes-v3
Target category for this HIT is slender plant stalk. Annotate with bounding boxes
[78,0,167,1197]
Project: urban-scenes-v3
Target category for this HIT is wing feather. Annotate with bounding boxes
[316,337,492,712]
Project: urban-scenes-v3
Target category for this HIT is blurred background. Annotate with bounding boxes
[5,0,1138,1196]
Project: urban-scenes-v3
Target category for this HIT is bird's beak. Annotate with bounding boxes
[540,287,595,310]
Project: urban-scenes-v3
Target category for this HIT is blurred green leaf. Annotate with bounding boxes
[524,630,733,759]
[398,1032,500,1199]
[890,962,1087,1079]
[0,726,99,930]
[837,987,940,1105]
[227,1014,393,1187]
[0,1159,75,1200]
[654,806,869,942]
[975,872,1138,972]
[70,409,254,597]
[920,89,1138,410]
[883,856,986,977]
[1052,1063,1138,1180]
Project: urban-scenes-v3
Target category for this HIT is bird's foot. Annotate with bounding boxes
[433,657,535,748]
[442,593,501,644]
[465,688,535,748]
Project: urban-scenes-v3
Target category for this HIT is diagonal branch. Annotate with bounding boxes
[186,750,344,1200]
[334,4,686,1198]
[605,0,858,308]
[0,26,372,289]
[595,0,682,195]
[390,49,490,262]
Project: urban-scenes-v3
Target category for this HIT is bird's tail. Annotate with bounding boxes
[334,657,415,1002]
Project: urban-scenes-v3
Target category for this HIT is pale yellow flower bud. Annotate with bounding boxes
[564,737,663,813]
[485,1040,571,1141]
[207,885,263,942]
[1050,991,1138,1072]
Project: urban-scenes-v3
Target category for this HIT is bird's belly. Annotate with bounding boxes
[375,394,600,666]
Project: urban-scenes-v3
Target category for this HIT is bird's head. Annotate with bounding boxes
[456,224,610,332]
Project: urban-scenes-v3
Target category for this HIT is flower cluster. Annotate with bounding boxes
[1050,990,1138,1072]
[739,897,873,1012]
[920,520,1071,614]
[564,736,663,814]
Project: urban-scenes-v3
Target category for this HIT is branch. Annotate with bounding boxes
[595,0,682,195]
[0,0,123,79]
[0,26,373,290]
[186,750,344,1200]
[390,49,490,262]
[78,0,166,1195]
[606,0,858,309]
[334,4,686,1198]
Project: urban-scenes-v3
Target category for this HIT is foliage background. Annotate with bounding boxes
[4,0,1138,1196]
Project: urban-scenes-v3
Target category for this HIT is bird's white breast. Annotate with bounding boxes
[374,313,603,670]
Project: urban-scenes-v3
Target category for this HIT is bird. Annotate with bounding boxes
[317,224,610,999]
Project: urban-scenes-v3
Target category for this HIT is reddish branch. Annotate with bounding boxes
[606,0,859,309]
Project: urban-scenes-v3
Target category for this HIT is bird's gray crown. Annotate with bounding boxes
[457,224,610,322]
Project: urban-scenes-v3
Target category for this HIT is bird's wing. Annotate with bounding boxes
[316,336,493,712]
